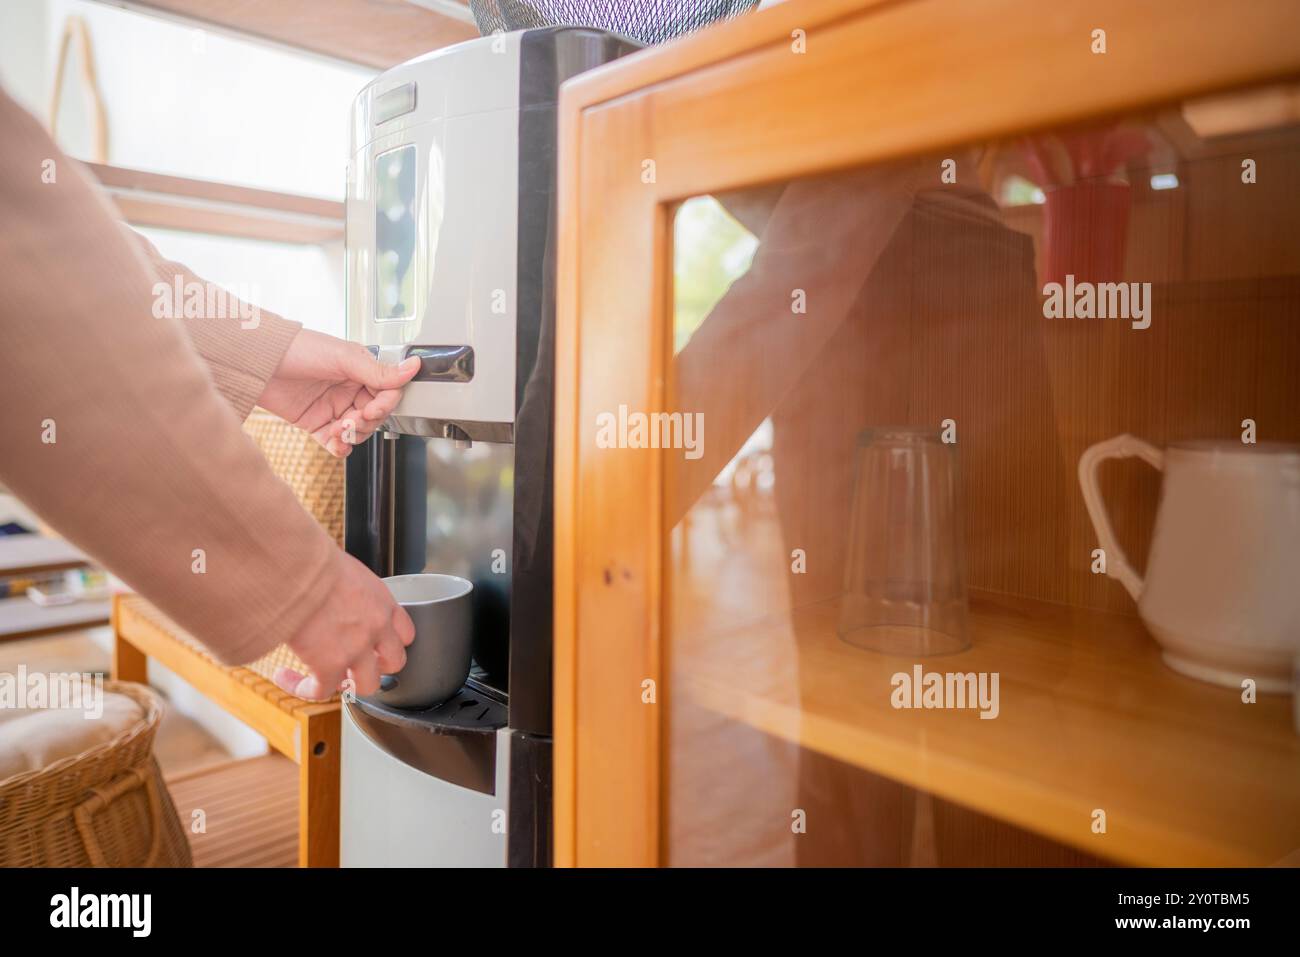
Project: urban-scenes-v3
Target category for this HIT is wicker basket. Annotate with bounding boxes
[240,410,345,686]
[0,682,192,867]
[242,409,345,547]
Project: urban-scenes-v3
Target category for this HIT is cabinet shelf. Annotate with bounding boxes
[677,590,1300,867]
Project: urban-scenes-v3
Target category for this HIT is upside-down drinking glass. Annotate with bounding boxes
[838,427,969,656]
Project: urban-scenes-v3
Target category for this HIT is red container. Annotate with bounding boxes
[1041,180,1132,287]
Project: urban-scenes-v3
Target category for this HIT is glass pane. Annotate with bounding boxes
[666,84,1300,866]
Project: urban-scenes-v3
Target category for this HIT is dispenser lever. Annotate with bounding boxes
[407,345,474,383]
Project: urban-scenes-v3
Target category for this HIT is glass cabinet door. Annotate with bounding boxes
[663,85,1300,866]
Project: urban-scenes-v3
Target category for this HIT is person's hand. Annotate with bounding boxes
[272,550,415,700]
[258,329,421,457]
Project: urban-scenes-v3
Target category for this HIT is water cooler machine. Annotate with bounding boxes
[339,27,639,867]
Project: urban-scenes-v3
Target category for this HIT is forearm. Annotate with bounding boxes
[0,90,335,664]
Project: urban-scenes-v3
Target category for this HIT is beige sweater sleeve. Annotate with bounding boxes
[0,90,337,665]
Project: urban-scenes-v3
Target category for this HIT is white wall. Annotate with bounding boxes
[0,0,51,117]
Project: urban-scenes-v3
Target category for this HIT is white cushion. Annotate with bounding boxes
[0,689,143,781]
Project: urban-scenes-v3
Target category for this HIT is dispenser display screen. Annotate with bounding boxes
[375,145,416,320]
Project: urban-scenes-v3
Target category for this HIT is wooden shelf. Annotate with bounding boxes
[0,595,110,641]
[119,0,479,70]
[676,590,1300,867]
[0,535,90,578]
[86,163,345,244]
[114,595,341,866]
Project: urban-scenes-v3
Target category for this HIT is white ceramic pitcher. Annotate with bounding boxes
[1079,435,1300,692]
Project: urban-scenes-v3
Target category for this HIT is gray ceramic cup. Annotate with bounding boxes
[368,573,474,709]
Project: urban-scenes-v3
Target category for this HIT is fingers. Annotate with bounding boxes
[317,422,355,458]
[361,601,411,693]
[361,387,406,423]
[315,351,421,458]
[334,402,386,443]
[271,666,306,695]
[325,388,408,457]
[343,346,421,392]
[347,653,382,697]
[392,604,415,645]
[374,632,407,675]
[283,552,410,701]
[272,666,334,702]
[273,652,398,703]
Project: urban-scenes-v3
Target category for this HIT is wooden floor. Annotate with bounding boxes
[166,754,299,868]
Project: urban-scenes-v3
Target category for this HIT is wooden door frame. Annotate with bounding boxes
[553,0,1300,867]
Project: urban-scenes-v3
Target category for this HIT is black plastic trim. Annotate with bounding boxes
[508,27,642,739]
[506,731,553,867]
[345,685,506,795]
[344,432,393,577]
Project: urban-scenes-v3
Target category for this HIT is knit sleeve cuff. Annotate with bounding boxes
[186,309,302,422]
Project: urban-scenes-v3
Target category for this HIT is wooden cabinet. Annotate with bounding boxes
[554,0,1300,866]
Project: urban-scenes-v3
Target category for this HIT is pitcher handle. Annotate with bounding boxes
[1078,434,1164,602]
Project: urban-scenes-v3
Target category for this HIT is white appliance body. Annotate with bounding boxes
[346,32,521,433]
[341,708,508,867]
[342,27,640,869]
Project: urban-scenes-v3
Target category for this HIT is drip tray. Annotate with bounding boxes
[362,681,507,729]
[347,682,507,795]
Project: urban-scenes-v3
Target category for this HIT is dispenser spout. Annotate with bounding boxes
[443,423,473,449]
